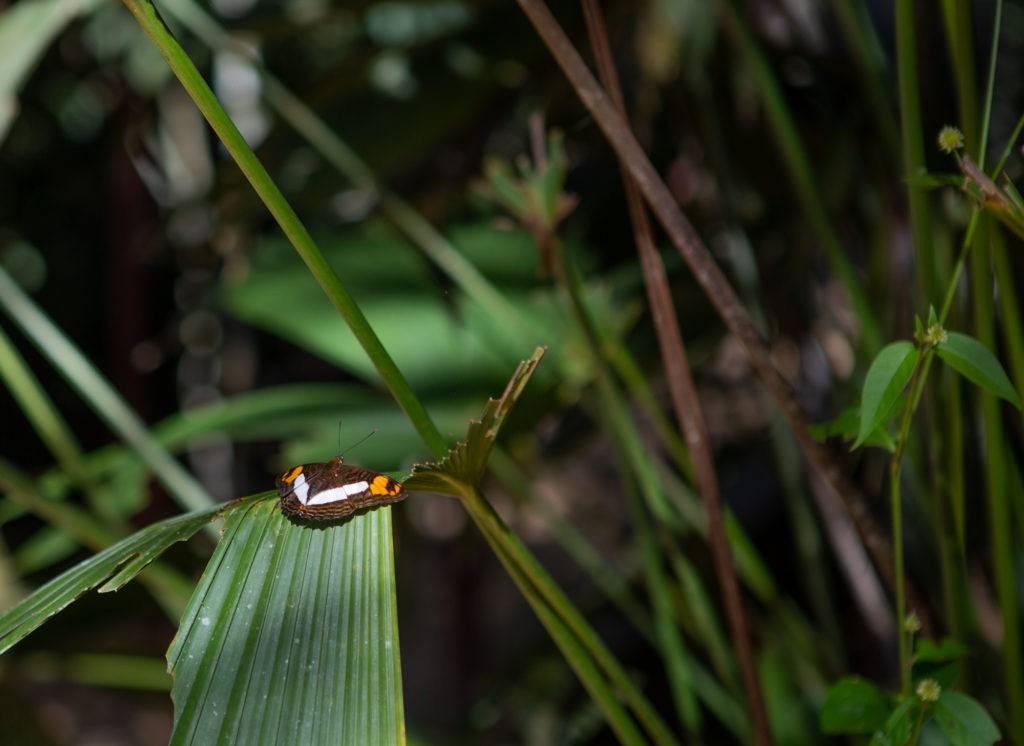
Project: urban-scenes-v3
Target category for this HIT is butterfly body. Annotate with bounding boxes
[276,455,404,523]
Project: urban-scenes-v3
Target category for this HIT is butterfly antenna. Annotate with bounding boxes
[341,429,377,457]
[337,419,343,454]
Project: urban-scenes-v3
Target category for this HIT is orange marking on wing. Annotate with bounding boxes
[370,475,391,496]
[281,466,303,484]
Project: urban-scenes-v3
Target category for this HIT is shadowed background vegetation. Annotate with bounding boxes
[1,0,1023,744]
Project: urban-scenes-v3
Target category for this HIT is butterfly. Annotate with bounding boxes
[275,455,405,523]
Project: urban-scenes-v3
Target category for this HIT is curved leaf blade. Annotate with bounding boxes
[405,346,546,494]
[934,691,1000,746]
[819,676,890,734]
[855,341,918,448]
[0,501,228,654]
[937,331,1022,409]
[168,497,404,745]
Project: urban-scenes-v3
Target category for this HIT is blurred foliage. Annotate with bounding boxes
[0,0,1023,744]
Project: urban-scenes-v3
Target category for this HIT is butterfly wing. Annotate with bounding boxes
[278,461,404,523]
[276,462,328,504]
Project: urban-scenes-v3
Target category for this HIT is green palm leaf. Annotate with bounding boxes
[0,498,231,654]
[405,346,546,494]
[168,495,404,745]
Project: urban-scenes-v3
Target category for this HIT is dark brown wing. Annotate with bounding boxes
[276,461,328,497]
[280,463,404,524]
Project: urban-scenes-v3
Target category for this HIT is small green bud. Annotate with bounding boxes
[938,126,964,154]
[916,678,941,702]
[905,612,922,634]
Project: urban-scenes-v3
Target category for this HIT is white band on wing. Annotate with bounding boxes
[293,473,309,505]
[308,481,368,506]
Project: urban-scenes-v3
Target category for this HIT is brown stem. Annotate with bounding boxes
[514,0,910,617]
[579,2,773,743]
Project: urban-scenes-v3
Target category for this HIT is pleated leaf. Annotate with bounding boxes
[404,346,545,495]
[168,495,404,745]
[0,499,229,654]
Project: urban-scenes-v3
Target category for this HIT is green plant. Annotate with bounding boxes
[817,0,1024,739]
[3,1,1024,744]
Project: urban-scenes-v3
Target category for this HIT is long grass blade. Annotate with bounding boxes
[121,0,447,458]
[0,267,213,512]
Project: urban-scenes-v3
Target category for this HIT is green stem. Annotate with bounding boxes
[121,0,446,459]
[977,0,1003,169]
[938,209,981,324]
[972,222,1024,743]
[462,488,680,746]
[992,236,1024,397]
[940,7,1023,731]
[470,505,648,746]
[550,237,700,731]
[991,111,1024,180]
[890,353,928,695]
[895,0,935,306]
[941,0,979,150]
[489,448,752,741]
[487,448,656,643]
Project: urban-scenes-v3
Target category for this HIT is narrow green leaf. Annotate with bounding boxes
[937,331,1022,409]
[0,325,87,484]
[855,341,919,448]
[0,500,233,654]
[168,498,404,745]
[12,525,78,574]
[934,691,1000,746]
[0,266,214,512]
[820,676,891,734]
